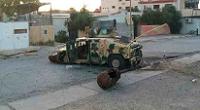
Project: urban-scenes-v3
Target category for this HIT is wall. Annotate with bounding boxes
[97,11,133,37]
[29,25,54,45]
[139,24,171,36]
[180,17,200,34]
[97,11,128,23]
[0,22,29,50]
[52,14,70,35]
[181,9,200,17]
[138,1,177,11]
[101,0,140,14]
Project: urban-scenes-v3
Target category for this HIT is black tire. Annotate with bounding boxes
[58,51,66,63]
[108,55,125,69]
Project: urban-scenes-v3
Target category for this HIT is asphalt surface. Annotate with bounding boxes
[54,71,200,110]
[0,36,200,105]
[0,47,105,104]
[142,36,200,58]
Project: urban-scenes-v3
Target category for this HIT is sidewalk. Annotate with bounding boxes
[1,70,164,110]
[0,46,40,58]
[138,34,186,42]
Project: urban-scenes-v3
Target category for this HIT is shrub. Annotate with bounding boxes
[140,5,182,34]
[55,30,68,43]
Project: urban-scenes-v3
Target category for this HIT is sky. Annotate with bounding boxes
[39,0,200,11]
[199,2,200,9]
[39,0,101,11]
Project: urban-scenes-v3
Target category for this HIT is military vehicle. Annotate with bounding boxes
[49,20,143,69]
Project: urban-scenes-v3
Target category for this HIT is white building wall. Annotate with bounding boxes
[0,22,29,50]
[180,18,200,34]
[52,14,70,35]
[97,11,133,37]
[101,0,140,14]
[97,11,128,23]
[138,2,177,11]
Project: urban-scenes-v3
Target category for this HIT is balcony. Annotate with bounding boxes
[139,0,176,4]
[181,9,200,17]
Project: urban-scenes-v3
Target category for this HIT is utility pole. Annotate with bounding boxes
[50,3,53,25]
[129,0,133,38]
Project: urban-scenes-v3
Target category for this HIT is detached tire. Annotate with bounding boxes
[108,55,125,69]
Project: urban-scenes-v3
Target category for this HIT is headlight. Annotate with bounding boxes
[52,52,58,56]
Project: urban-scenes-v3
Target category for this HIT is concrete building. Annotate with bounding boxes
[52,13,70,35]
[0,22,29,50]
[136,0,200,35]
[179,0,200,17]
[138,0,200,17]
[181,17,200,34]
[29,14,54,45]
[101,0,140,14]
[96,10,134,37]
[138,0,179,11]
[178,0,200,34]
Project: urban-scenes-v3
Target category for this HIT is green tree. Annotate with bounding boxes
[140,5,182,34]
[162,5,182,34]
[133,6,140,12]
[0,0,39,16]
[55,30,68,43]
[68,7,95,31]
[66,7,95,63]
[141,8,164,25]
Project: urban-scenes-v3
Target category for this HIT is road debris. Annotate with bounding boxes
[192,79,198,83]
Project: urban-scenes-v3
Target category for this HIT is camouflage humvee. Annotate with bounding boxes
[49,20,142,69]
[49,36,142,69]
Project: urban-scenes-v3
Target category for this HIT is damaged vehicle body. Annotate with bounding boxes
[49,20,143,69]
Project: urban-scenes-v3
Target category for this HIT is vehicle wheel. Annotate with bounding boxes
[108,55,125,69]
[136,49,143,65]
[58,51,66,63]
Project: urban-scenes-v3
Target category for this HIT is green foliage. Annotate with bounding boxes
[0,0,39,16]
[55,30,68,43]
[132,15,141,36]
[133,6,140,12]
[162,5,182,34]
[67,7,95,31]
[140,5,182,34]
[141,8,164,25]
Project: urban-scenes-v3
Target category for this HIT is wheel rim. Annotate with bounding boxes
[112,59,120,68]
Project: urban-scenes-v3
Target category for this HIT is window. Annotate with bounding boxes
[153,5,160,10]
[133,6,139,12]
[119,7,122,10]
[119,0,122,1]
[44,30,48,34]
[185,0,199,9]
[165,4,172,7]
[14,29,27,34]
[125,7,134,12]
[144,5,147,10]
[125,7,130,11]
[112,6,115,9]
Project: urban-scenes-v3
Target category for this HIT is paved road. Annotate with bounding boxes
[0,36,200,105]
[54,71,200,110]
[0,47,105,104]
[142,36,200,58]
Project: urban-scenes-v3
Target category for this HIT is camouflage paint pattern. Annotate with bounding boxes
[76,37,142,65]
